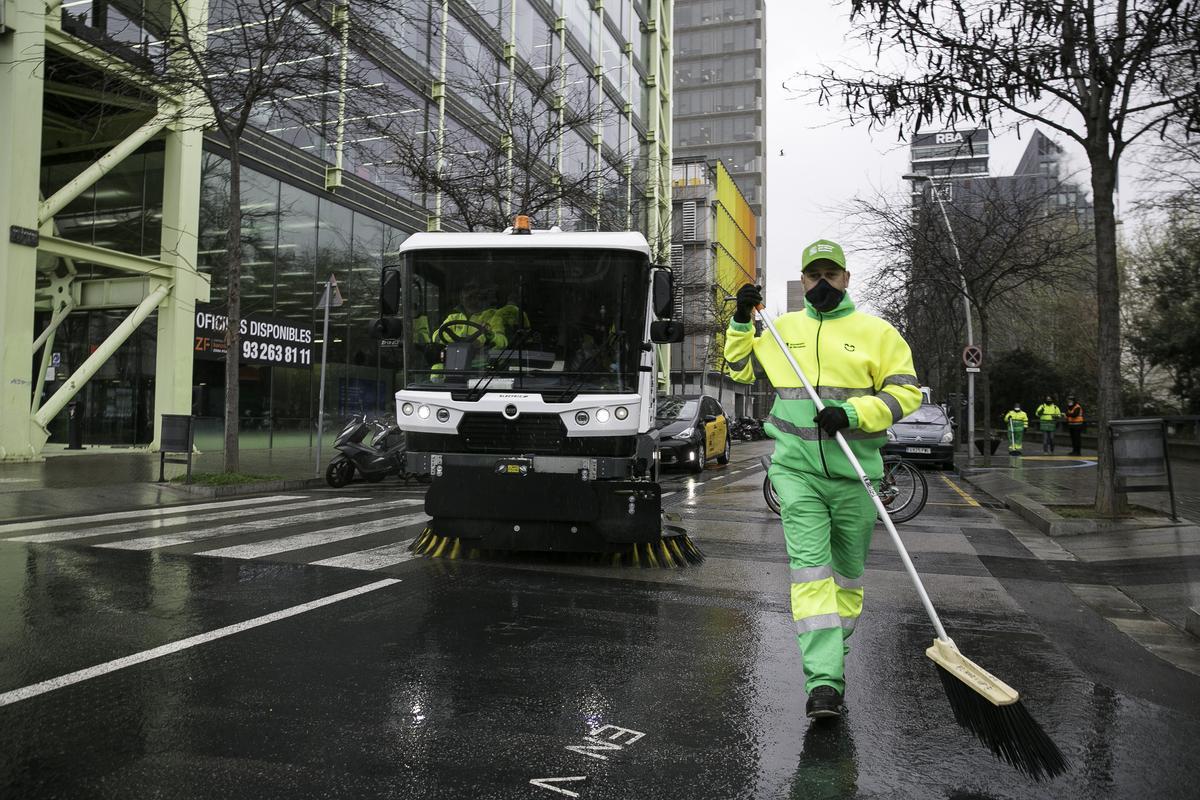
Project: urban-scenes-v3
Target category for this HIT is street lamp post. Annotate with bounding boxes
[903,173,975,467]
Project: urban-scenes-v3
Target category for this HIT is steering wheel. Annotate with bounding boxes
[433,318,489,344]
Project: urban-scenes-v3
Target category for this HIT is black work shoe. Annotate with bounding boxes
[805,686,845,720]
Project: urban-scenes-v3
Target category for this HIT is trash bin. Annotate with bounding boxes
[67,401,85,450]
[1109,418,1177,520]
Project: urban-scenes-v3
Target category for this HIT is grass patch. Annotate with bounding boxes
[1048,503,1160,519]
[171,472,283,486]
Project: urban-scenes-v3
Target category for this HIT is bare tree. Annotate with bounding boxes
[371,41,628,233]
[849,177,1094,463]
[809,0,1200,510]
[163,0,403,471]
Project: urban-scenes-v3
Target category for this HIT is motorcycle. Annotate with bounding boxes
[326,416,419,488]
[759,454,928,524]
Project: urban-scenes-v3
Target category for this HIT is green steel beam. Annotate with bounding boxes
[44,26,179,104]
[37,236,178,281]
[33,284,171,433]
[39,110,173,224]
[0,0,46,461]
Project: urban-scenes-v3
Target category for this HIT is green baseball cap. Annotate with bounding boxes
[801,239,847,271]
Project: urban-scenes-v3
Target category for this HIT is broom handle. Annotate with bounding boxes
[755,306,951,642]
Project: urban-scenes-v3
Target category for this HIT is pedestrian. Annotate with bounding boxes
[1003,403,1028,455]
[1034,395,1062,454]
[724,239,922,721]
[1064,395,1085,456]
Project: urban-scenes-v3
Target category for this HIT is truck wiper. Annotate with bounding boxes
[463,328,532,402]
[548,331,621,403]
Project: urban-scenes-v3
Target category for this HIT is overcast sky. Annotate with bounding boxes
[761,2,1145,315]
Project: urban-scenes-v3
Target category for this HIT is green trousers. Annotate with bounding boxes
[1008,423,1025,452]
[768,462,877,694]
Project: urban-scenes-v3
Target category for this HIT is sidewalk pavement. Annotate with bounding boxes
[0,445,329,521]
[958,446,1200,671]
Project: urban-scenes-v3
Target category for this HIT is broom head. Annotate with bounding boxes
[926,638,1068,781]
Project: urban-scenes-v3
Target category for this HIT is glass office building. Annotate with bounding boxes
[672,0,765,273]
[22,0,673,450]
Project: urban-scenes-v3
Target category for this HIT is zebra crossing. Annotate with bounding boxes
[0,493,432,573]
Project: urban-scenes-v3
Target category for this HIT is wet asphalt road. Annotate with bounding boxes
[2,442,1199,799]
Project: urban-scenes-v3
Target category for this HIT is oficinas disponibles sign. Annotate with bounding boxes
[194,303,314,367]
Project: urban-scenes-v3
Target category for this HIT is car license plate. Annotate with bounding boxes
[906,447,931,454]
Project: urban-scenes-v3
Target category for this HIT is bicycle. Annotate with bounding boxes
[761,454,928,524]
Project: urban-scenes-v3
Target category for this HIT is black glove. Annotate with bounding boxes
[734,284,763,323]
[814,406,850,437]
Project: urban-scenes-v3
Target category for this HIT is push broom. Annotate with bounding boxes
[752,301,1067,781]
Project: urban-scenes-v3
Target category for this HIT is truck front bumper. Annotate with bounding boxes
[421,462,663,551]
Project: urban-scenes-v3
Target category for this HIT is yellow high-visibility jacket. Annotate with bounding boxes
[434,308,508,349]
[724,293,921,480]
[1003,409,1028,429]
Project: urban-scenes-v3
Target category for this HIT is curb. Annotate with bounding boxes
[957,471,1190,536]
[173,477,328,498]
[1186,608,1200,640]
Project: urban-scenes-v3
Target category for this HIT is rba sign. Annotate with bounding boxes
[935,132,965,144]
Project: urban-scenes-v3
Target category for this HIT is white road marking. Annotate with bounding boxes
[661,491,677,498]
[197,509,427,560]
[529,777,589,797]
[95,500,412,551]
[309,535,423,570]
[0,495,306,536]
[0,578,401,708]
[7,497,360,544]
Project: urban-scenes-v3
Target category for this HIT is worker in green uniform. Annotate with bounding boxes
[724,239,922,721]
[1003,403,1029,455]
[1035,395,1062,454]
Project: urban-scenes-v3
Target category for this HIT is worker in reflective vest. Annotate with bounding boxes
[1064,396,1085,456]
[1035,396,1062,454]
[1003,404,1029,455]
[725,239,922,721]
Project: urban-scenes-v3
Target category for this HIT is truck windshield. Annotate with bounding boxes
[402,247,647,397]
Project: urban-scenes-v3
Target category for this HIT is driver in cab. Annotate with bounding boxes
[435,282,509,349]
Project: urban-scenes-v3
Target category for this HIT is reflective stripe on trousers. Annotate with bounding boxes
[790,565,864,636]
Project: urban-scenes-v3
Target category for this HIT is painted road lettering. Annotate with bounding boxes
[530,724,647,796]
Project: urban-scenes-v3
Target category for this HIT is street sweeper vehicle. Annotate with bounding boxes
[372,218,699,566]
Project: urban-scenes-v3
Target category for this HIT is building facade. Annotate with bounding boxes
[671,0,765,273]
[668,157,756,417]
[907,128,990,207]
[2,0,674,457]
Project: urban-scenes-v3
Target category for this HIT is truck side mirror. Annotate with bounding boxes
[649,320,684,343]
[652,269,674,319]
[369,317,403,339]
[381,269,401,316]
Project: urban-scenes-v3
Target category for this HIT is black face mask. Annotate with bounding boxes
[805,278,845,312]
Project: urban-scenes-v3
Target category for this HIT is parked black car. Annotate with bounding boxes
[882,403,955,469]
[654,395,731,473]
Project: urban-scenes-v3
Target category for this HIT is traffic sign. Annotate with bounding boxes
[965,367,980,373]
[962,345,983,368]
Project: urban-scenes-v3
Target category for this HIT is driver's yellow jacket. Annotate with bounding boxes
[434,308,509,348]
[723,293,921,480]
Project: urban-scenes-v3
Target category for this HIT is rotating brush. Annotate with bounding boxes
[407,526,704,568]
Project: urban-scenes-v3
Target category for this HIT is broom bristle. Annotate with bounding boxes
[407,528,705,568]
[935,665,1068,781]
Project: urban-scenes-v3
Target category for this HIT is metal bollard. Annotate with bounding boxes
[67,401,85,450]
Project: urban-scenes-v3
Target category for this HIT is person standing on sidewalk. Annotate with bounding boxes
[1003,403,1029,455]
[1064,395,1085,456]
[724,239,922,721]
[1035,395,1063,454]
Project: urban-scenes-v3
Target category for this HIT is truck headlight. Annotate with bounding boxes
[596,408,611,423]
[575,411,590,425]
[417,405,431,419]
[401,402,414,416]
[436,408,451,423]
[615,406,628,420]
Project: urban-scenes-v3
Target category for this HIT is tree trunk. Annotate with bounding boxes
[223,150,243,473]
[1089,148,1126,516]
[980,311,992,467]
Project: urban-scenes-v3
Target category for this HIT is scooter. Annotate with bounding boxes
[326,416,412,488]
